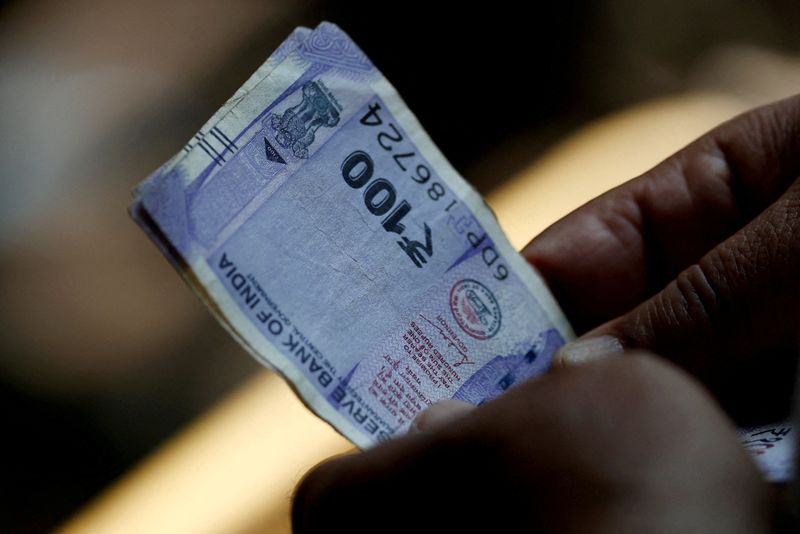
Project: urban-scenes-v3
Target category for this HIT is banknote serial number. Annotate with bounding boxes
[360,102,456,211]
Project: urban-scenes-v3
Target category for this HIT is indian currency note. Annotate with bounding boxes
[131,22,797,479]
[132,22,573,447]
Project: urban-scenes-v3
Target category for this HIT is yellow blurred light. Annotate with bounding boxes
[59,372,350,534]
[490,92,748,248]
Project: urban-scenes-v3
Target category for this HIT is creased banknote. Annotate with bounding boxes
[131,22,573,448]
[130,22,795,480]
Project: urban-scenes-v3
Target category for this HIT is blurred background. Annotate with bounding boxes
[1,0,799,531]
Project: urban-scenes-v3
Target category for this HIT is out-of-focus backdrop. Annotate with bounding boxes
[0,1,798,532]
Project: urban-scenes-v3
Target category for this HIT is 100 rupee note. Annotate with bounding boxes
[131,22,573,447]
[131,23,795,481]
[130,23,794,482]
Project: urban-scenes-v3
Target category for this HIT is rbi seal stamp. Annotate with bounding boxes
[449,279,501,340]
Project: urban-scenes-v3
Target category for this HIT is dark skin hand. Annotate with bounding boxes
[527,94,800,423]
[292,95,800,533]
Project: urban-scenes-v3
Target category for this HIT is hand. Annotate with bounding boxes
[292,355,769,533]
[525,94,800,422]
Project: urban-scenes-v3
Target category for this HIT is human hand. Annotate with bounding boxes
[525,95,800,422]
[292,354,770,533]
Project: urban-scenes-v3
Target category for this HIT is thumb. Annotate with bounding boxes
[565,179,800,422]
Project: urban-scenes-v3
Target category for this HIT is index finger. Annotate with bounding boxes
[523,94,800,333]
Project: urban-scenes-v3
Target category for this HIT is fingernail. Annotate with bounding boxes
[409,399,475,433]
[552,335,624,367]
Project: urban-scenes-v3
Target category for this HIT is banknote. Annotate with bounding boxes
[131,21,797,479]
[739,422,795,482]
[132,22,573,448]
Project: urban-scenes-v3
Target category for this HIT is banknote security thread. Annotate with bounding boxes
[130,22,574,448]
